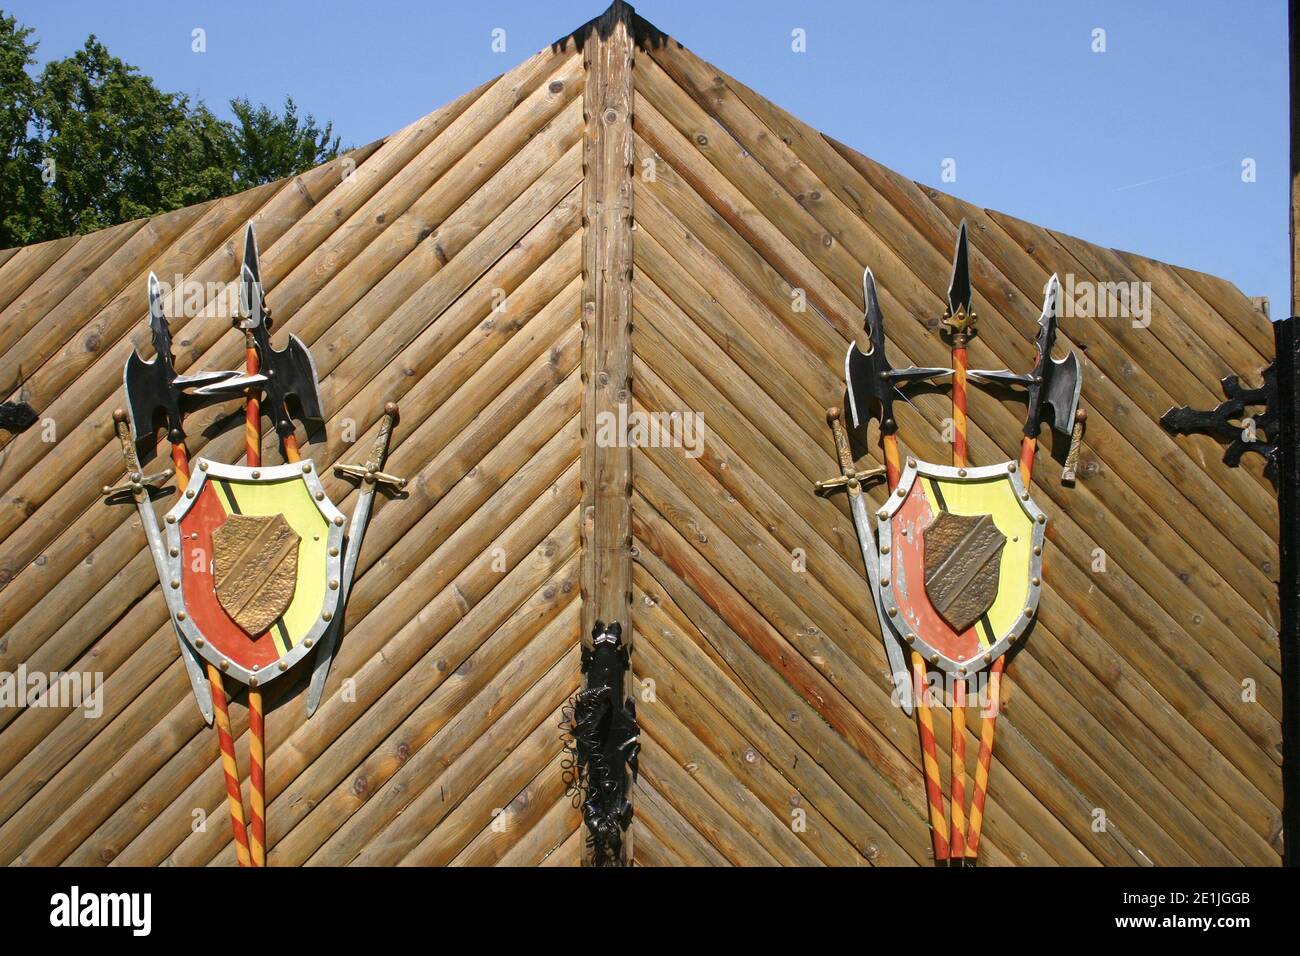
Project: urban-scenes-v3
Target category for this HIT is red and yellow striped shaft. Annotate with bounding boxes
[242,332,269,866]
[952,346,969,468]
[885,432,948,862]
[965,435,1035,859]
[966,657,1002,858]
[949,678,968,859]
[947,342,970,860]
[911,651,949,862]
[207,661,253,868]
[172,442,254,868]
[244,341,261,468]
[248,688,266,866]
[883,433,902,489]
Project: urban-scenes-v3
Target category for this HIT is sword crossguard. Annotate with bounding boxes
[102,470,173,499]
[335,463,407,490]
[815,469,885,494]
[816,407,885,495]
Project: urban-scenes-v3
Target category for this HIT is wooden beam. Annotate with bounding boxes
[579,0,635,865]
[1292,0,1299,318]
[1282,0,1300,868]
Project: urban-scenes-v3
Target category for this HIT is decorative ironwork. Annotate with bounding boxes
[1161,364,1279,486]
[563,620,639,866]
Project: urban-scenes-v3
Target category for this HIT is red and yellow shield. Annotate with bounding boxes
[875,458,1046,676]
[163,458,345,685]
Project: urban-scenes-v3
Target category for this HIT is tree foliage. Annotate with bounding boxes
[0,12,342,247]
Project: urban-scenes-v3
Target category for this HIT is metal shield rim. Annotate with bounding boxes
[875,457,1046,676]
[162,457,346,686]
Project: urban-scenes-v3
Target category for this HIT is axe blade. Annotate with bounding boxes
[123,352,170,442]
[845,268,889,430]
[1043,351,1082,436]
[845,342,874,429]
[124,273,180,441]
[273,333,324,424]
[147,272,169,344]
[845,268,951,430]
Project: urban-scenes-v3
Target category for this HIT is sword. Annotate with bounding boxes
[815,407,904,711]
[104,409,214,724]
[817,408,903,712]
[305,403,406,716]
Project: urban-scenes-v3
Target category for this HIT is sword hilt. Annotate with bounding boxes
[1060,409,1087,484]
[336,402,406,490]
[816,407,885,495]
[104,409,173,500]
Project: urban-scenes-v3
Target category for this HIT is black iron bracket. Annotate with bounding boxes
[1161,363,1279,486]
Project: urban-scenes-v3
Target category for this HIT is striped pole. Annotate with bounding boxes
[243,332,267,867]
[950,678,968,860]
[948,325,971,863]
[208,662,253,868]
[884,431,948,863]
[965,435,1035,860]
[911,650,950,862]
[244,339,261,470]
[171,437,254,868]
[247,686,266,866]
[952,343,969,468]
[965,656,1002,859]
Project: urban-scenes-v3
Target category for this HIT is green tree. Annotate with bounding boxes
[31,36,234,237]
[0,12,344,247]
[229,96,339,188]
[0,12,41,246]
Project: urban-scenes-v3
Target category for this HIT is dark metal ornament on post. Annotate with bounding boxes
[1276,317,1300,868]
[564,620,640,866]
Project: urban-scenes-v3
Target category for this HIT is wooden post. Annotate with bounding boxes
[580,0,635,865]
[1281,0,1299,868]
[1292,0,1299,320]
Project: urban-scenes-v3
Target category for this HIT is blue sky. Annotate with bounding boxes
[7,0,1289,317]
